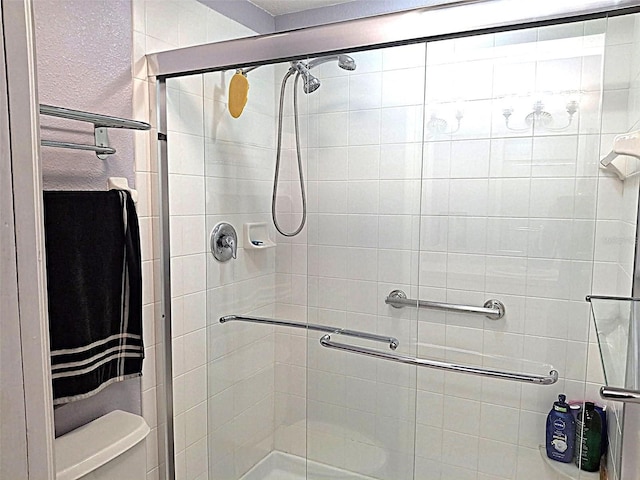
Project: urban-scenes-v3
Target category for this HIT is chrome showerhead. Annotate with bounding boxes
[307,54,357,72]
[304,74,321,93]
[289,54,357,94]
[337,54,356,71]
[291,61,321,94]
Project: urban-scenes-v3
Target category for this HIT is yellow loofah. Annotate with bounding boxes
[228,71,249,118]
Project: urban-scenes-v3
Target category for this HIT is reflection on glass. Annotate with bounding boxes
[588,296,639,390]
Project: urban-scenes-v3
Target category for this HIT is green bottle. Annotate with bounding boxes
[575,402,602,472]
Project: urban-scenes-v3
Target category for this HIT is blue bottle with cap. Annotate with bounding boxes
[546,394,576,463]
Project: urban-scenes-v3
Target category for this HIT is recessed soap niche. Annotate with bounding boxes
[243,222,276,250]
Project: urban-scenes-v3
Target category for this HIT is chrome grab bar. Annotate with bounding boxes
[600,386,640,404]
[319,333,558,385]
[386,289,505,320]
[220,315,399,350]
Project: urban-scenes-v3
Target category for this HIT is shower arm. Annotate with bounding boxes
[239,55,346,76]
[238,62,300,76]
[306,56,339,69]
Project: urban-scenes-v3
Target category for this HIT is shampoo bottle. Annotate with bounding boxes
[575,402,602,472]
[594,404,608,456]
[546,394,576,463]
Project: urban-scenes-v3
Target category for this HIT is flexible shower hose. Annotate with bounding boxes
[272,69,307,237]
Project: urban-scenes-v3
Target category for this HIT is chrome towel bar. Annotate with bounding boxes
[40,140,116,155]
[220,314,399,350]
[39,104,151,159]
[600,386,640,404]
[40,104,151,130]
[386,289,505,319]
[320,333,558,385]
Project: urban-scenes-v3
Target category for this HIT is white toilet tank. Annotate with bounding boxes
[55,410,150,480]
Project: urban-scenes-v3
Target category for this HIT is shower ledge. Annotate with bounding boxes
[538,446,599,480]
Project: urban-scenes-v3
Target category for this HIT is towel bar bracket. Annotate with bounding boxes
[95,127,109,160]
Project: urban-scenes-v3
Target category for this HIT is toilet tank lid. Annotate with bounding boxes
[55,410,150,480]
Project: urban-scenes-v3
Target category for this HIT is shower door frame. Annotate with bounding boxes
[149,1,640,478]
[1,1,56,478]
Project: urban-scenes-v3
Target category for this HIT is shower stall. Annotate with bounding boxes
[148,1,640,479]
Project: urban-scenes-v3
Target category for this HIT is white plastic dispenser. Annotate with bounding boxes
[55,410,150,480]
[244,222,276,250]
[600,130,640,180]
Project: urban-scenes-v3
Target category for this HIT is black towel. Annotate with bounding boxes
[43,190,143,405]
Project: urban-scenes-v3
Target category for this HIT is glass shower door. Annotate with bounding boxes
[163,8,640,480]
[302,43,426,479]
[415,17,611,480]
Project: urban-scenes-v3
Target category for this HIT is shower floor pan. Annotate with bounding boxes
[241,451,378,480]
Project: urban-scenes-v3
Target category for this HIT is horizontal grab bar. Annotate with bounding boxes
[320,333,558,385]
[600,386,640,404]
[220,315,399,350]
[386,289,505,319]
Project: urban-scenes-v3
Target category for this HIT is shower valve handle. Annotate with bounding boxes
[221,235,237,259]
[210,222,238,262]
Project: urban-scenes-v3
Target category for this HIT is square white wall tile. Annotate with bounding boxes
[383,43,426,70]
[349,73,382,110]
[489,138,532,178]
[449,179,489,216]
[450,139,490,178]
[382,67,425,107]
[349,109,381,146]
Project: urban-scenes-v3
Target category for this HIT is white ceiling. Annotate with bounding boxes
[249,0,354,16]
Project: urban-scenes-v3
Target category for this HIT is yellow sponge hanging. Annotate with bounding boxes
[228,71,249,118]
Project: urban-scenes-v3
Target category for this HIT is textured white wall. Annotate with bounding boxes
[32,0,143,437]
[34,0,135,190]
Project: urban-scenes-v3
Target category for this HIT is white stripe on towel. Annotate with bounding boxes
[50,332,142,356]
[118,190,129,377]
[51,344,143,371]
[51,352,143,379]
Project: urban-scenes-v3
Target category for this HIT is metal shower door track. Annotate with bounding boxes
[147,0,640,79]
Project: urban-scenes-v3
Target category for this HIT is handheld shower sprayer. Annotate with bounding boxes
[271,53,357,236]
[290,62,321,94]
[237,54,357,236]
[289,54,357,95]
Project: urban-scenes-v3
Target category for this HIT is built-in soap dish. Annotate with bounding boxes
[244,222,276,250]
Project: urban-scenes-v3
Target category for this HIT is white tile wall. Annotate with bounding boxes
[132,1,276,479]
[198,57,278,477]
